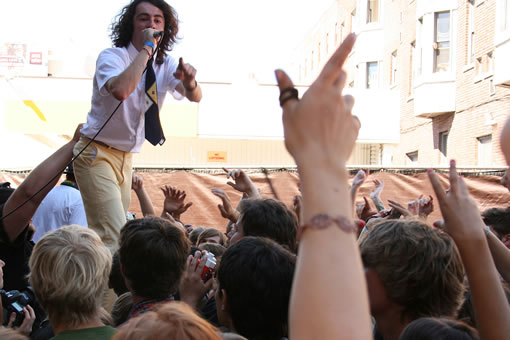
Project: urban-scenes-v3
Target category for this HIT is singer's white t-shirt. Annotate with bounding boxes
[80,43,183,153]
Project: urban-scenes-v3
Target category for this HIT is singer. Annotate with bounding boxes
[73,0,202,254]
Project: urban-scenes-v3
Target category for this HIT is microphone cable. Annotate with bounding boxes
[0,33,164,222]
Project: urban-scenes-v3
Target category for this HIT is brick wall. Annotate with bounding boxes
[296,0,510,166]
[394,0,510,166]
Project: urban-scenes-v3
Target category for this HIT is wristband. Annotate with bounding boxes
[144,41,155,50]
[485,226,491,236]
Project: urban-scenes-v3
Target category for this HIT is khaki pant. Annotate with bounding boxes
[73,137,133,253]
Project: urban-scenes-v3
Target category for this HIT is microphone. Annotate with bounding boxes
[153,31,163,38]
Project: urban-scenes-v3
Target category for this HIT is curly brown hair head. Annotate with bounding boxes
[110,0,179,64]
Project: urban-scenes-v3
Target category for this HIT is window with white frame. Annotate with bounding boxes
[366,61,379,89]
[367,0,379,23]
[391,50,398,85]
[477,135,492,166]
[434,11,451,73]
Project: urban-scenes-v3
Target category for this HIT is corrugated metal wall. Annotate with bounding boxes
[133,137,382,167]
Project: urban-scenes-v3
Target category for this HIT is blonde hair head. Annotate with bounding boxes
[29,225,112,327]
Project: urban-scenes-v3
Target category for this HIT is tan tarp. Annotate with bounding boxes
[1,170,509,231]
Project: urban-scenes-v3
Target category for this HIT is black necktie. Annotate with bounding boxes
[145,56,165,146]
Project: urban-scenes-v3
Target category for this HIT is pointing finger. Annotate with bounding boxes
[318,33,356,85]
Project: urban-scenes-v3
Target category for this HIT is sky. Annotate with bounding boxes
[0,0,336,83]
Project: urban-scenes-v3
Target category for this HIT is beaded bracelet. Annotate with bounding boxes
[297,214,357,241]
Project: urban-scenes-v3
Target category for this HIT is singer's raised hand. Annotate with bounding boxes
[173,57,197,88]
[174,57,202,102]
[142,28,158,45]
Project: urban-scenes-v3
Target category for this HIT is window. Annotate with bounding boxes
[341,22,345,43]
[489,78,496,95]
[478,135,492,166]
[499,0,510,32]
[439,131,449,164]
[487,52,494,74]
[391,50,398,85]
[406,151,419,165]
[366,62,379,89]
[467,1,475,64]
[434,12,451,73]
[367,0,379,23]
[476,56,482,77]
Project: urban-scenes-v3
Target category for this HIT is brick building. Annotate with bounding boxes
[291,0,510,167]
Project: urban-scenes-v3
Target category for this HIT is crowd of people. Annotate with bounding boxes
[1,0,510,339]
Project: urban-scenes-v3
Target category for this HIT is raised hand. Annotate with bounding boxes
[275,33,359,170]
[179,250,214,310]
[131,172,144,192]
[407,199,419,216]
[222,168,260,198]
[352,169,367,188]
[427,161,484,239]
[276,33,373,340]
[418,195,434,218]
[429,162,510,340]
[356,197,377,221]
[387,199,411,218]
[160,185,193,220]
[173,57,197,90]
[369,179,383,198]
[211,188,240,222]
[369,179,385,211]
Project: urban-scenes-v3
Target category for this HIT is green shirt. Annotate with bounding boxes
[51,326,116,340]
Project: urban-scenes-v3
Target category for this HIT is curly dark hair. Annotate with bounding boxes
[110,0,179,64]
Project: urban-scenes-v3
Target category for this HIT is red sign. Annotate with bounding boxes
[30,52,42,65]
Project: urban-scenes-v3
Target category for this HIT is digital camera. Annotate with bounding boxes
[1,286,36,327]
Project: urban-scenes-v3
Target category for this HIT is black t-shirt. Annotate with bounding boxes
[0,203,34,291]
